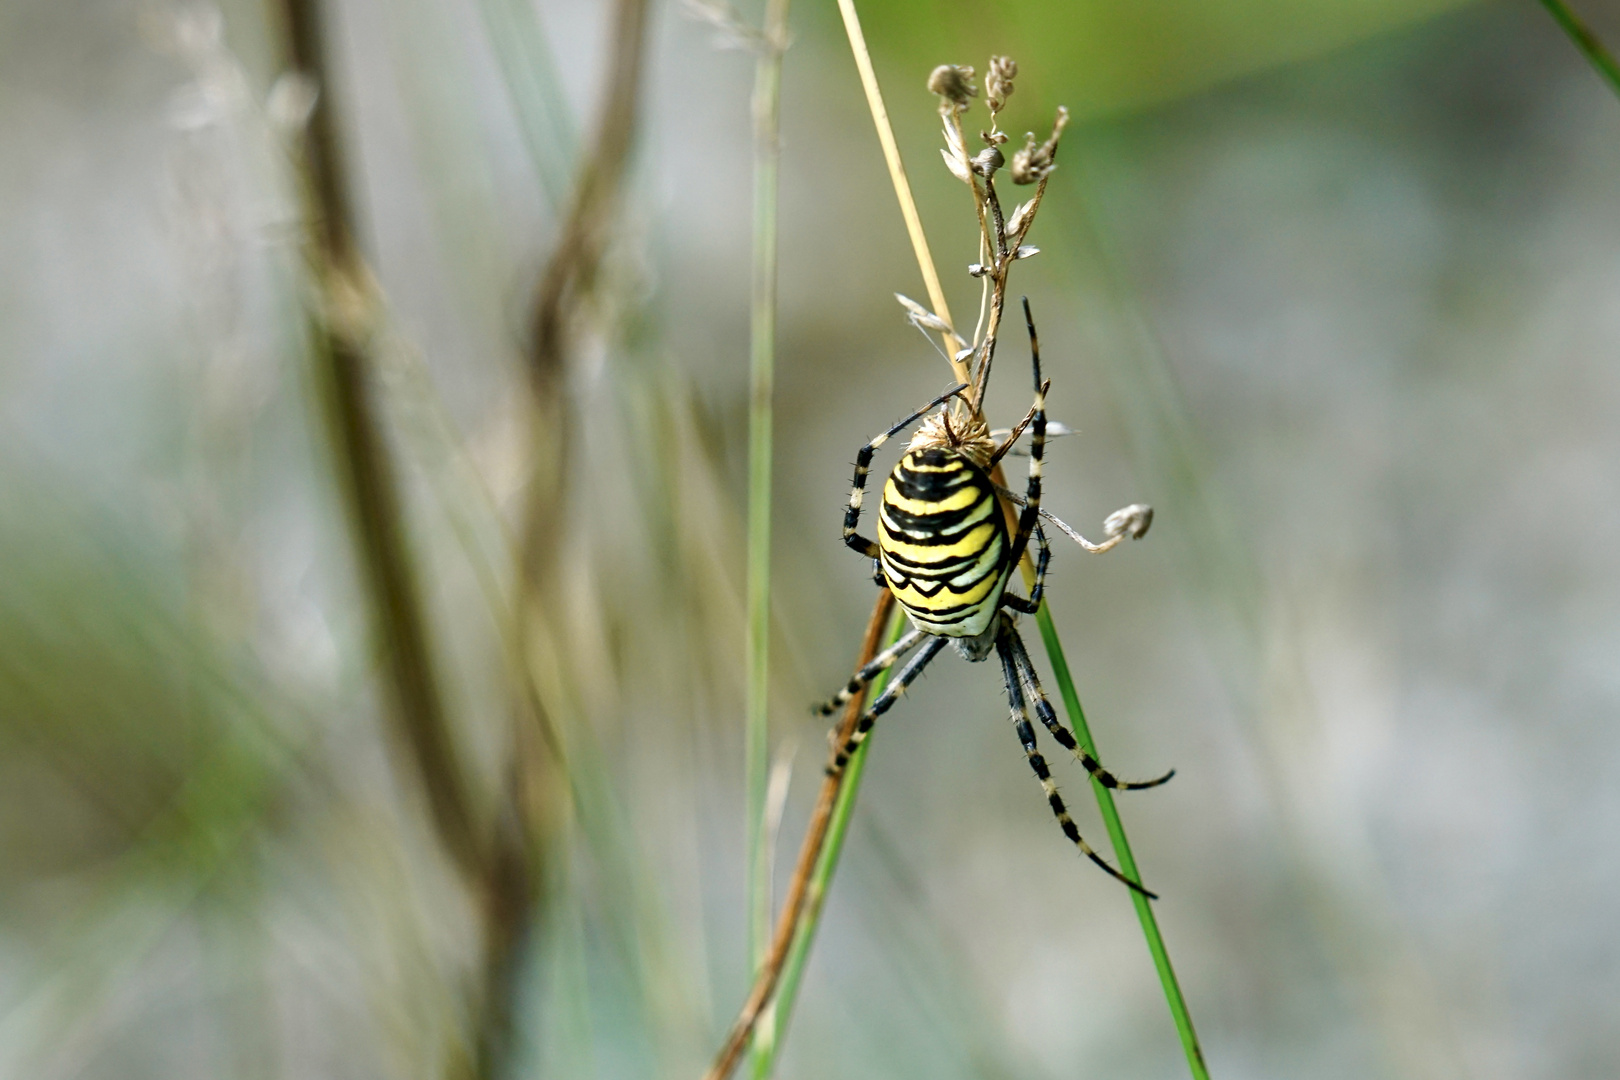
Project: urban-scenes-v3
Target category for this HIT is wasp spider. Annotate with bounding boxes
[818,298,1172,898]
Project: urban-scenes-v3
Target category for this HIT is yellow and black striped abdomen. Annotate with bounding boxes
[878,448,1010,638]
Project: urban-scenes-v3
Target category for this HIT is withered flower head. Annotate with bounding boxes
[1010,105,1070,185]
[970,145,1003,177]
[926,64,977,109]
[1104,503,1154,541]
[986,55,1016,114]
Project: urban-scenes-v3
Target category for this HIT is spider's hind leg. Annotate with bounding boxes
[994,616,1158,899]
[1005,622,1174,792]
[813,626,926,717]
[826,634,948,776]
[1001,298,1049,580]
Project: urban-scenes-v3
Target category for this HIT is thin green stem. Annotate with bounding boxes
[745,0,791,1065]
[1032,601,1210,1080]
[1538,0,1620,101]
[477,0,578,208]
[754,606,907,1074]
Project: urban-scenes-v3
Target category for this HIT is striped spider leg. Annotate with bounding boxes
[992,613,1157,898]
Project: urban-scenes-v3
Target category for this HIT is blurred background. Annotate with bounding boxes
[4,0,1620,1077]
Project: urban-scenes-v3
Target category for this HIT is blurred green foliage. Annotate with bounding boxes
[855,0,1476,117]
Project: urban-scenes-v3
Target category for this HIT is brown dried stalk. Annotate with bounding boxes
[277,0,480,883]
[702,589,896,1080]
[522,0,651,589]
[505,0,651,1073]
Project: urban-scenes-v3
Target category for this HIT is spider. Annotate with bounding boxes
[816,297,1172,898]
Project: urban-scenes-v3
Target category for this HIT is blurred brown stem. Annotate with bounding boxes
[498,0,649,1069]
[504,0,647,1056]
[277,0,479,878]
[521,0,650,588]
[275,1,548,1077]
[704,589,896,1080]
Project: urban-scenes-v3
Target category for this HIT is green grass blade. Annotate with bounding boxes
[1031,600,1210,1080]
[1537,0,1620,101]
[476,0,577,207]
[752,605,907,1075]
[746,4,792,1071]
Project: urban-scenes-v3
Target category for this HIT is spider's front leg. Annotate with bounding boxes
[842,384,966,559]
[1001,297,1048,582]
[1000,520,1049,615]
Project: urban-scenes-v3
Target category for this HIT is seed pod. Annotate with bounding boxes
[926,64,977,109]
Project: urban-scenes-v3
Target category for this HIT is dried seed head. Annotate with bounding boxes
[986,55,1017,114]
[1104,503,1154,540]
[1010,105,1070,185]
[1009,134,1042,185]
[927,64,977,109]
[970,145,1004,177]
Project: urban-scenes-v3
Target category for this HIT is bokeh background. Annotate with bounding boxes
[4,0,1620,1077]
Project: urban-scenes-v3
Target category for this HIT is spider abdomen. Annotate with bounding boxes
[877,447,1011,639]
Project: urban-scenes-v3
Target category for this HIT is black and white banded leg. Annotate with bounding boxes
[1000,519,1051,615]
[826,635,950,776]
[843,384,968,558]
[995,620,1157,899]
[813,626,928,717]
[1002,298,1049,577]
[1004,626,1175,792]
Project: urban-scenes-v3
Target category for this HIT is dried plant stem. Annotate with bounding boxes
[522,0,650,584]
[276,3,533,1077]
[704,590,896,1080]
[833,0,968,379]
[757,604,905,1070]
[502,0,651,1072]
[277,0,479,900]
[1538,0,1620,99]
[744,0,791,1066]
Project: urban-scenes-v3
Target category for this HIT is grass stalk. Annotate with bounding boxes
[755,605,906,1071]
[1030,596,1210,1080]
[704,591,895,1080]
[1537,0,1620,100]
[832,0,968,378]
[744,0,792,1070]
[476,0,577,207]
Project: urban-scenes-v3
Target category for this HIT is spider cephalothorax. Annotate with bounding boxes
[821,298,1171,897]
